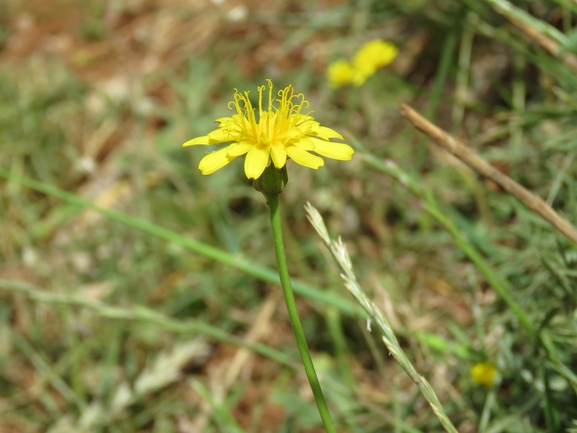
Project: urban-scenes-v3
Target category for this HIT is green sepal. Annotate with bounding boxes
[253,164,288,194]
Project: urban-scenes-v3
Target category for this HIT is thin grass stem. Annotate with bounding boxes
[0,278,296,369]
[0,169,361,318]
[305,202,458,433]
[189,379,246,433]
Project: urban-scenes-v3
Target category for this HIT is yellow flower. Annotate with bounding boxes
[352,40,398,86]
[470,361,497,387]
[327,40,398,87]
[327,59,356,87]
[182,80,354,179]
[353,39,398,74]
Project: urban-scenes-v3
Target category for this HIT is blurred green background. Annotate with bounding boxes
[1,0,577,432]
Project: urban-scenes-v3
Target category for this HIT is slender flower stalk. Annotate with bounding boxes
[264,185,336,433]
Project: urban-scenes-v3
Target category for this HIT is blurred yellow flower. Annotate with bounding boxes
[353,40,398,73]
[470,361,497,387]
[182,80,354,179]
[328,39,398,87]
[327,59,356,87]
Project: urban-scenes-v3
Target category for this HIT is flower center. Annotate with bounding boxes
[229,79,309,149]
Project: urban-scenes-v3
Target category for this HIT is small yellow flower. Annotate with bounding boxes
[182,80,354,179]
[470,361,497,387]
[353,39,399,73]
[327,39,398,87]
[352,40,398,86]
[327,59,356,87]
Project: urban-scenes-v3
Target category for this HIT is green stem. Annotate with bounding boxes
[265,192,336,433]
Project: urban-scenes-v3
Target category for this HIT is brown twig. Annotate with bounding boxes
[506,16,577,73]
[400,103,577,246]
[486,0,577,74]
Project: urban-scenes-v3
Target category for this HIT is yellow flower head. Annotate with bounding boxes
[470,361,497,388]
[353,39,399,73]
[327,39,398,87]
[327,59,356,87]
[182,80,354,180]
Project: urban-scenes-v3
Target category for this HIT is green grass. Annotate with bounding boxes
[1,0,577,432]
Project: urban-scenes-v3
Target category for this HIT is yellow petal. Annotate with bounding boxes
[295,114,314,123]
[286,146,324,169]
[207,128,237,143]
[310,137,354,160]
[198,148,235,175]
[216,116,243,131]
[182,136,210,147]
[270,143,287,168]
[227,141,253,156]
[315,126,344,140]
[297,119,320,133]
[293,137,315,151]
[280,127,301,140]
[244,146,270,179]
